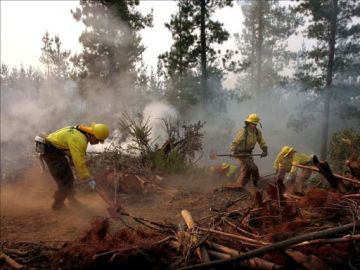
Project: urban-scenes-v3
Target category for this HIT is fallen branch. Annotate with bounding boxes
[286,250,331,270]
[92,236,174,260]
[0,251,23,269]
[178,222,360,270]
[223,220,259,239]
[197,227,269,246]
[181,210,210,263]
[206,241,239,256]
[341,194,360,199]
[294,234,360,247]
[294,164,360,186]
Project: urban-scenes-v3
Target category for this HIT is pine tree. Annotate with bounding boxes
[70,0,152,116]
[295,0,360,159]
[159,0,233,113]
[39,31,71,80]
[235,0,299,105]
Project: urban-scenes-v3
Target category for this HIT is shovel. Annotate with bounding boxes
[210,149,262,160]
[95,187,127,216]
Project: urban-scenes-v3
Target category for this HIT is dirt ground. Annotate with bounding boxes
[0,161,252,245]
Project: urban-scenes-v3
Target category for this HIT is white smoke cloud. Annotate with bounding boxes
[142,101,178,144]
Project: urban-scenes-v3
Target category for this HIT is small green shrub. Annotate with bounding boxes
[328,128,360,174]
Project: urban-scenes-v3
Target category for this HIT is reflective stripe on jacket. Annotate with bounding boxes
[46,126,91,180]
[230,126,267,154]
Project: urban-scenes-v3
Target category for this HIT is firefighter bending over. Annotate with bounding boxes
[35,122,109,210]
[274,145,313,194]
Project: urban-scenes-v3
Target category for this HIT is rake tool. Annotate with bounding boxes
[210,149,262,160]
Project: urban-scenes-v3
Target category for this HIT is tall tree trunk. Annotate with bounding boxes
[256,1,264,107]
[250,12,256,95]
[320,0,337,160]
[200,0,208,105]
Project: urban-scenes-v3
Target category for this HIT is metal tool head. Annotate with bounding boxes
[209,149,218,160]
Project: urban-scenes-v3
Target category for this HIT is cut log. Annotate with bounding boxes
[178,222,360,270]
[206,241,239,256]
[207,249,231,259]
[286,250,331,270]
[207,245,281,270]
[0,251,23,269]
[181,210,211,263]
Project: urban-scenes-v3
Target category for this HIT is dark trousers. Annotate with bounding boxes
[42,145,75,204]
[236,157,260,187]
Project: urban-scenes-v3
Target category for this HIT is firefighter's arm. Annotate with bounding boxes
[68,137,91,180]
[230,129,245,153]
[289,161,299,174]
[257,129,267,151]
[274,152,282,170]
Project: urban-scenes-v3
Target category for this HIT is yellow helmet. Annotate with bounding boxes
[221,163,230,169]
[78,122,110,142]
[282,145,294,157]
[245,113,261,124]
[91,122,109,141]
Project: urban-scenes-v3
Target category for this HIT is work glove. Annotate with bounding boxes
[261,147,268,157]
[87,178,97,190]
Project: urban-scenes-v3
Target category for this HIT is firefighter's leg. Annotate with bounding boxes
[236,158,251,187]
[248,158,260,187]
[297,169,312,193]
[43,149,75,210]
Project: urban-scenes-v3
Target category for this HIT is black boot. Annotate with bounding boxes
[51,199,65,210]
[52,190,66,210]
[68,195,83,208]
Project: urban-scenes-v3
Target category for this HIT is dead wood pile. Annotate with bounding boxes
[175,185,360,270]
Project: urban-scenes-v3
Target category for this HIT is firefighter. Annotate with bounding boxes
[230,113,268,188]
[35,122,109,210]
[209,162,240,180]
[274,145,313,194]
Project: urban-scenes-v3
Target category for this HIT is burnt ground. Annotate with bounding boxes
[2,159,358,270]
[0,160,255,269]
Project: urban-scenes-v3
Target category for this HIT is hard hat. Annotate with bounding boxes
[282,145,294,157]
[245,113,261,124]
[78,122,110,142]
[91,122,109,141]
[221,163,230,169]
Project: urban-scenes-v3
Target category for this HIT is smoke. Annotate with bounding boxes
[142,101,178,144]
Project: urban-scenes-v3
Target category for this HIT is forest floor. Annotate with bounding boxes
[2,158,359,270]
[1,159,255,269]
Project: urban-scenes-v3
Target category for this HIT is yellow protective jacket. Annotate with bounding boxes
[274,151,312,174]
[274,152,292,171]
[290,152,312,174]
[230,126,267,154]
[226,164,239,178]
[46,126,91,180]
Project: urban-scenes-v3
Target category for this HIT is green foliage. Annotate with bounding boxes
[159,0,233,113]
[70,0,153,113]
[117,113,205,174]
[234,0,300,101]
[148,149,190,174]
[118,112,153,154]
[289,0,360,158]
[39,31,71,80]
[328,128,360,174]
